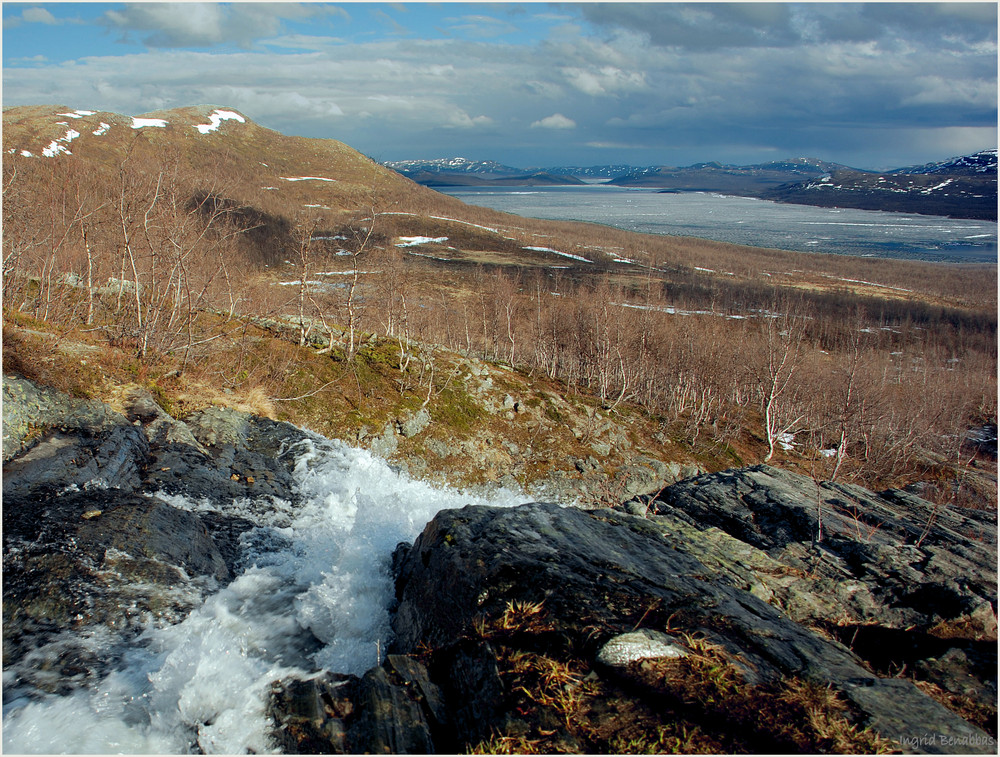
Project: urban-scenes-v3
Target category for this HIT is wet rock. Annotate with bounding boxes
[1,376,314,706]
[392,501,993,752]
[2,375,148,498]
[268,674,359,754]
[2,424,148,499]
[159,406,310,503]
[347,665,435,753]
[3,488,227,686]
[268,656,444,754]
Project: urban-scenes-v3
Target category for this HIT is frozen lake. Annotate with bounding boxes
[441,185,997,263]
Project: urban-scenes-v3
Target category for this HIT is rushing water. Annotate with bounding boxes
[441,185,998,263]
[2,435,526,754]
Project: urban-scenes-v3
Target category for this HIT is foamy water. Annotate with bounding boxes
[2,435,526,753]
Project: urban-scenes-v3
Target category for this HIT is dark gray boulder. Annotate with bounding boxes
[389,501,995,753]
[1,376,314,710]
[135,402,311,505]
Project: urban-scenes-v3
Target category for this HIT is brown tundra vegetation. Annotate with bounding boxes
[3,114,996,506]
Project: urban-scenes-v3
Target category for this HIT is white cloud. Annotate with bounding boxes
[22,7,59,25]
[447,111,493,128]
[532,113,576,130]
[562,66,647,96]
[6,6,83,27]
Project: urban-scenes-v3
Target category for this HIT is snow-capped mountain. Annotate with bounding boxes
[384,150,997,220]
[765,158,997,221]
[528,164,656,179]
[384,157,522,176]
[891,149,997,176]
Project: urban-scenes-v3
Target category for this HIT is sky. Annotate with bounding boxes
[2,2,997,169]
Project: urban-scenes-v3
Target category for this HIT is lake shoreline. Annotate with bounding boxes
[441,185,998,264]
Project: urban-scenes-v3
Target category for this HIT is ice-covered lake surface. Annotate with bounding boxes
[441,185,998,263]
[2,436,526,754]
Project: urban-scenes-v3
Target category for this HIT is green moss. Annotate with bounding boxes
[357,337,404,370]
[434,384,486,434]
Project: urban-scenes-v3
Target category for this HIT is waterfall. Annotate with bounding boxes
[3,435,526,754]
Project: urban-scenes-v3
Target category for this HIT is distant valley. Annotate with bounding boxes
[385,151,998,221]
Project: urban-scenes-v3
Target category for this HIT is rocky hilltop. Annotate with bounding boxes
[3,373,996,754]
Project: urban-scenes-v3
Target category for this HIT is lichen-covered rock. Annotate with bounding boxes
[397,408,431,438]
[651,465,997,638]
[2,374,126,462]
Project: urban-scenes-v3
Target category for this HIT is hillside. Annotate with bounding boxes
[763,157,998,221]
[606,158,844,192]
[2,103,996,505]
[3,102,998,754]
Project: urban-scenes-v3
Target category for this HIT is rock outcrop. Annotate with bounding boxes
[4,374,996,754]
[648,465,997,642]
[270,477,995,753]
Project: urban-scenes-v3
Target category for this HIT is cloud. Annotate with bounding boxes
[532,113,576,130]
[579,2,996,50]
[562,65,647,96]
[22,7,59,25]
[3,4,995,168]
[5,6,83,28]
[443,14,519,39]
[99,3,344,49]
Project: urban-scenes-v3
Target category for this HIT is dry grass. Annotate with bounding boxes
[468,608,898,755]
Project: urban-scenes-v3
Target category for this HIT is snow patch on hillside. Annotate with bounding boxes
[57,110,95,119]
[42,129,81,157]
[920,179,954,194]
[132,118,167,129]
[92,123,111,136]
[380,212,509,237]
[524,246,592,263]
[194,110,245,134]
[396,236,448,247]
[282,176,337,183]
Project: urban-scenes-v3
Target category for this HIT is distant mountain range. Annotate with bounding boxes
[384,151,998,221]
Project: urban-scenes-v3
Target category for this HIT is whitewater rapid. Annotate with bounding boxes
[2,435,526,753]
